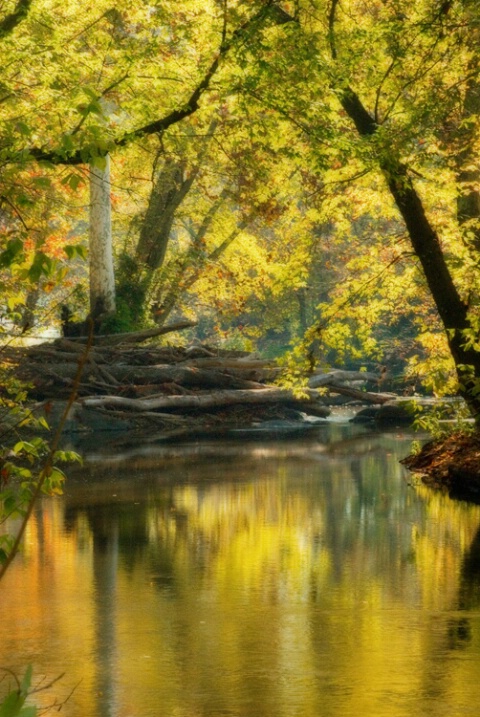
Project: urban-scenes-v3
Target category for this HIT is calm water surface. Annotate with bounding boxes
[1,422,480,717]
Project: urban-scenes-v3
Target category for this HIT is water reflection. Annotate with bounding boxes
[459,523,480,611]
[1,426,480,717]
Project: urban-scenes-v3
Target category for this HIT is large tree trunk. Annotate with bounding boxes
[89,155,115,319]
[135,157,195,271]
[153,195,245,326]
[135,121,218,275]
[339,88,480,421]
[130,120,220,325]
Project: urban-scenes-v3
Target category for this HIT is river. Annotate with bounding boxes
[1,421,480,717]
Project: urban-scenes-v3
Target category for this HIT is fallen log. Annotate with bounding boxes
[91,406,190,425]
[18,363,267,393]
[82,387,330,414]
[323,383,395,404]
[54,320,197,346]
[308,370,380,387]
[182,357,279,370]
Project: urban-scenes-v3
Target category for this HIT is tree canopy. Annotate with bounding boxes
[0,0,479,416]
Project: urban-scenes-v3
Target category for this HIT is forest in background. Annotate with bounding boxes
[0,0,478,403]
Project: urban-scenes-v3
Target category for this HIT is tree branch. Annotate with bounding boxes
[26,1,294,167]
[328,0,340,60]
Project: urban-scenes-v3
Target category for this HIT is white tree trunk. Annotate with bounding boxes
[89,154,115,318]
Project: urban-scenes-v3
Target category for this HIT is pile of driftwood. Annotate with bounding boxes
[4,324,393,439]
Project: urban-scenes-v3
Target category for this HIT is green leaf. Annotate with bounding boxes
[82,86,99,101]
[91,155,107,170]
[0,666,37,717]
[64,244,87,260]
[32,176,52,189]
[7,295,23,311]
[43,467,66,496]
[13,441,38,457]
[20,666,32,695]
[28,252,55,282]
[87,100,104,117]
[54,449,82,464]
[0,691,24,717]
[15,122,32,137]
[70,174,84,190]
[60,133,75,152]
[60,172,84,191]
[0,238,24,268]
[75,103,89,117]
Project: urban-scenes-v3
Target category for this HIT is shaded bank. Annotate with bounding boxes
[402,431,480,503]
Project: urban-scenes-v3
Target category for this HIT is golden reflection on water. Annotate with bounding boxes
[1,430,480,717]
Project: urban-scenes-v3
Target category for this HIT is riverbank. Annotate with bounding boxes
[401,431,480,503]
[6,334,480,503]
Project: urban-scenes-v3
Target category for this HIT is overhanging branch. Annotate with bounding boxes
[26,1,294,167]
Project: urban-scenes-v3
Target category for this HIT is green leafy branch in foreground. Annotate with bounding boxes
[0,436,80,566]
[0,330,89,577]
[412,400,474,441]
[0,331,92,714]
[0,665,36,717]
[0,665,76,717]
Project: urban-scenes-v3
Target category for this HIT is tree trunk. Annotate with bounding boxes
[57,320,197,345]
[339,88,480,421]
[153,194,244,325]
[89,155,115,319]
[135,157,195,271]
[82,387,329,413]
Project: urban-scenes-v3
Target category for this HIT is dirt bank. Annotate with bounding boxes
[401,431,480,503]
